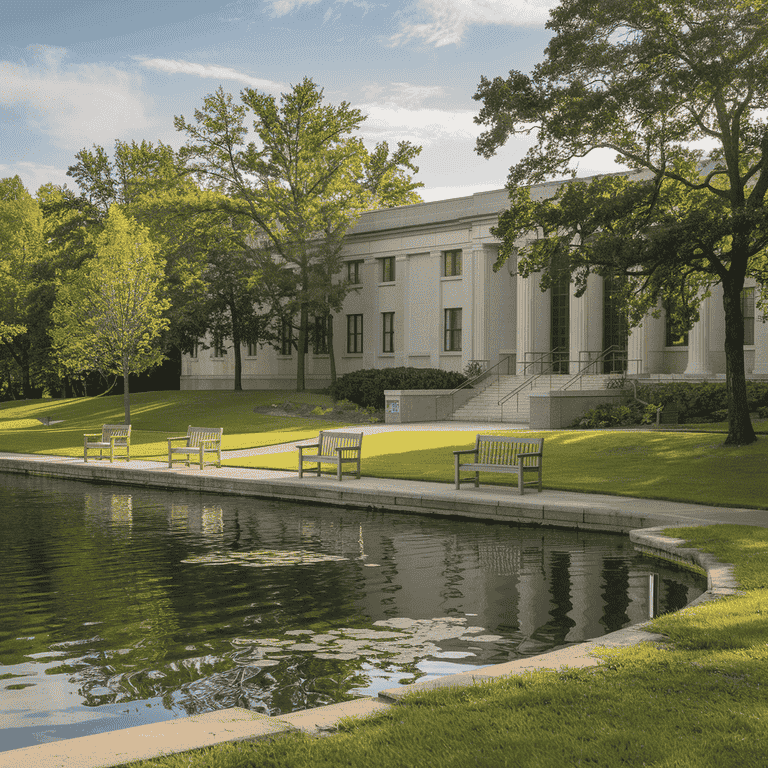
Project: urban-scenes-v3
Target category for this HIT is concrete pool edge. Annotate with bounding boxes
[0,459,746,768]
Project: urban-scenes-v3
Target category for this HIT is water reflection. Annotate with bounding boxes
[0,475,705,751]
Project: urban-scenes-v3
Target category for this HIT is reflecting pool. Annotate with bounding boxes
[0,475,705,752]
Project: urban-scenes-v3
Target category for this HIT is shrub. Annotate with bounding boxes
[572,402,645,429]
[329,367,467,410]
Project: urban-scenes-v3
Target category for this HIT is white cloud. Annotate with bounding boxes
[391,0,556,46]
[0,162,72,195]
[360,103,479,146]
[0,45,151,152]
[134,57,284,92]
[264,0,323,17]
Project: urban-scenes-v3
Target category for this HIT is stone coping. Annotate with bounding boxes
[0,456,747,768]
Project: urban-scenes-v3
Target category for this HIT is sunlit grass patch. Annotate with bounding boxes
[0,391,353,457]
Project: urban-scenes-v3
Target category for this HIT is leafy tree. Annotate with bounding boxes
[474,0,768,445]
[51,205,170,423]
[0,176,48,399]
[175,78,422,391]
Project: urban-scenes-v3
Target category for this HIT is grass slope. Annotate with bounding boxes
[0,391,353,459]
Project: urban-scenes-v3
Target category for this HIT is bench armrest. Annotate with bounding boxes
[453,449,478,457]
[167,436,188,444]
[84,433,101,439]
[109,435,129,444]
[517,451,542,459]
[297,442,320,452]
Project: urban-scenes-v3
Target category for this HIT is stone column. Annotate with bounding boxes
[684,296,712,375]
[516,272,549,374]
[569,273,603,372]
[470,247,487,364]
[627,321,647,375]
[752,298,768,375]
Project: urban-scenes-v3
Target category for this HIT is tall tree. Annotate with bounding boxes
[0,176,47,399]
[51,205,170,423]
[474,0,768,446]
[175,78,423,391]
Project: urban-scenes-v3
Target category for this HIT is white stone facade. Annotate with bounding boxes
[180,183,767,390]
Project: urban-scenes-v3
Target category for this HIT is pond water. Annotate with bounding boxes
[0,475,705,752]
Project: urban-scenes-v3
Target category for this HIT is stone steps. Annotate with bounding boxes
[450,373,614,423]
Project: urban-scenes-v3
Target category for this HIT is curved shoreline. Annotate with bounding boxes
[0,454,749,768]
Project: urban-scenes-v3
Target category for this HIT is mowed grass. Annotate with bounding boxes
[227,429,768,509]
[119,526,768,768]
[0,391,353,459]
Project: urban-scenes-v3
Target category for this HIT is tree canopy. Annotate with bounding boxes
[175,77,423,390]
[474,0,768,445]
[51,205,170,423]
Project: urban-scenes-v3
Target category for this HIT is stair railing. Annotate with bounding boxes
[497,348,567,420]
[558,346,626,392]
[435,355,515,420]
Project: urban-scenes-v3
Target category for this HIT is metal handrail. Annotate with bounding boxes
[436,354,516,420]
[498,348,566,407]
[558,346,624,392]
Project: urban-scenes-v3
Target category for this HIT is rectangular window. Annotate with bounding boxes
[189,341,198,359]
[443,249,462,277]
[247,341,258,357]
[347,260,363,284]
[212,334,225,358]
[347,314,363,354]
[444,308,462,352]
[742,287,755,346]
[313,316,328,355]
[380,256,395,283]
[279,320,293,356]
[382,312,394,353]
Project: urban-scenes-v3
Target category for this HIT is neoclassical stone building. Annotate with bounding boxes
[181,178,768,393]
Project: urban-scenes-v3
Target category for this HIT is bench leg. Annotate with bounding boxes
[337,461,342,481]
[475,472,480,488]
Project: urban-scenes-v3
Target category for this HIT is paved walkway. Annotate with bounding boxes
[0,422,765,768]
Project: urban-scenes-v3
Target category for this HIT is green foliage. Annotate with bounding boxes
[474,0,768,446]
[0,176,48,398]
[572,402,644,429]
[329,367,467,410]
[50,206,170,422]
[175,79,423,391]
[635,382,768,423]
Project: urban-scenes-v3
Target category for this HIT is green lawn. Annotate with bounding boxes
[0,391,354,459]
[118,525,768,768]
[227,429,768,510]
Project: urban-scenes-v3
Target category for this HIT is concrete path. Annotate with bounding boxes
[0,422,765,768]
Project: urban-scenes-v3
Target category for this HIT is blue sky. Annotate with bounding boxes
[1,0,622,202]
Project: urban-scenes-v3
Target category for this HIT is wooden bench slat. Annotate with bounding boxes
[84,424,131,463]
[168,426,223,470]
[298,430,363,481]
[454,435,543,495]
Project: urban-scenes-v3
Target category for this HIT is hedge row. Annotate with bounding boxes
[329,367,467,410]
[634,381,768,423]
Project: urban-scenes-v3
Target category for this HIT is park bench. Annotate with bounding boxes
[454,435,544,494]
[298,430,364,481]
[84,424,131,463]
[167,426,223,470]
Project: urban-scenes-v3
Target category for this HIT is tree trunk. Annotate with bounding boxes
[229,295,243,391]
[327,313,337,388]
[296,302,308,392]
[722,278,756,445]
[122,354,131,424]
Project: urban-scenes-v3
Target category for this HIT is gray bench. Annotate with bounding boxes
[298,431,363,481]
[454,435,543,494]
[84,424,131,463]
[168,426,223,470]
